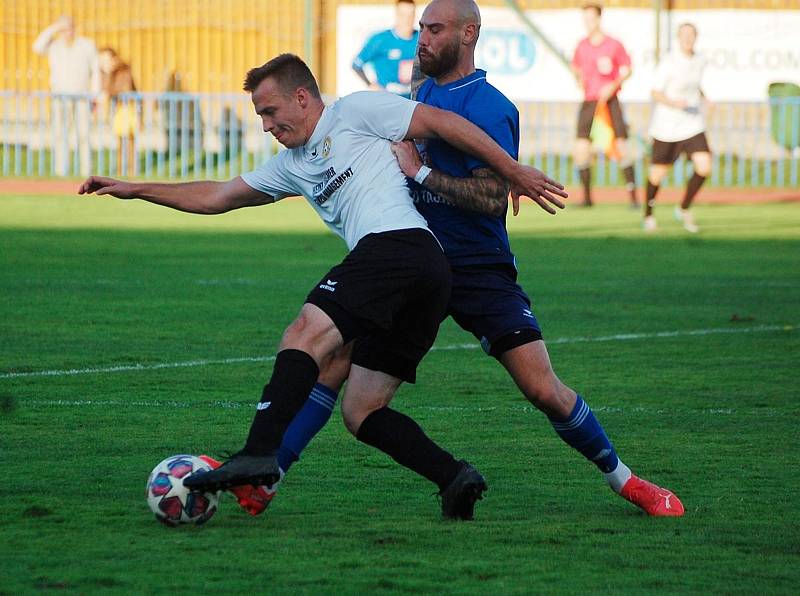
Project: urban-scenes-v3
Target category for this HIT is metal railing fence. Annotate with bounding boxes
[1,91,798,188]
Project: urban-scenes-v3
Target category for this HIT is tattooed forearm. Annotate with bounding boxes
[423,167,510,217]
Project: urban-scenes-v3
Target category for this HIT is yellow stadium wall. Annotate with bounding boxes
[1,0,318,94]
[3,0,799,96]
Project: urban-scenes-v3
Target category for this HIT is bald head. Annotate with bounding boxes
[427,0,481,28]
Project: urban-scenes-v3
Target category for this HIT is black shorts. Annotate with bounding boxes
[305,228,451,384]
[577,96,629,139]
[651,132,711,165]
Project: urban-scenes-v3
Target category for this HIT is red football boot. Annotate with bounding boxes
[199,455,280,516]
[620,475,685,517]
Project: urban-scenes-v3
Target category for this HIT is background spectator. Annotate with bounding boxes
[98,47,137,176]
[351,0,418,98]
[33,15,99,177]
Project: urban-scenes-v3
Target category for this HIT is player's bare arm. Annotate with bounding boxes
[428,167,509,217]
[406,103,567,215]
[599,65,632,102]
[77,176,275,214]
[651,89,688,110]
[391,140,508,217]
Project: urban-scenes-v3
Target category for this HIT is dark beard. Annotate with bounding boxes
[418,39,460,78]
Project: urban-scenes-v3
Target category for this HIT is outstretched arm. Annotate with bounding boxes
[77,176,275,214]
[33,19,68,55]
[351,63,381,91]
[391,140,508,217]
[406,104,567,214]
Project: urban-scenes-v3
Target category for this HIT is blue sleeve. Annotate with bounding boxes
[463,93,520,173]
[353,31,383,68]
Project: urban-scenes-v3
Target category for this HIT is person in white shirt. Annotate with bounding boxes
[33,16,100,177]
[78,53,567,519]
[644,23,711,233]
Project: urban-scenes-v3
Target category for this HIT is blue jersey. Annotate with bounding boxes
[352,29,418,98]
[409,70,520,266]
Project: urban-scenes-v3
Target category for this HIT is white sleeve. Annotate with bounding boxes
[651,58,670,92]
[240,151,298,201]
[338,91,418,141]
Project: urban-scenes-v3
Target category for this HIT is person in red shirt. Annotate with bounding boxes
[571,4,638,207]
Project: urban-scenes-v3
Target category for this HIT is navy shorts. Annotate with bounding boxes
[447,263,542,359]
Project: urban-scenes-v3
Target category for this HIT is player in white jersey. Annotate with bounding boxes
[78,53,567,519]
[644,23,711,233]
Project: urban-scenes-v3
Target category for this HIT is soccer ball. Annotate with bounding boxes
[145,454,220,526]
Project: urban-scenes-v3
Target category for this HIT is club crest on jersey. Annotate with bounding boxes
[322,136,332,158]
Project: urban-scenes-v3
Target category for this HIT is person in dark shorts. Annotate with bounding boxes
[571,3,639,207]
[78,52,566,520]
[644,22,711,233]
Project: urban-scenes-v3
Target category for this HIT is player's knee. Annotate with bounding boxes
[524,382,557,408]
[523,378,574,418]
[279,305,340,358]
[693,154,712,177]
[574,140,591,167]
[649,165,668,185]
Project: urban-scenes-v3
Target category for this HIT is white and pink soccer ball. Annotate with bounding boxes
[145,454,220,526]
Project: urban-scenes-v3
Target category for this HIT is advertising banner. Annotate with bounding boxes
[337,5,800,102]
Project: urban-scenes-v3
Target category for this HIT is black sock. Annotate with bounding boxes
[356,407,461,491]
[645,181,659,217]
[623,165,638,204]
[681,173,706,209]
[244,349,320,456]
[578,167,592,205]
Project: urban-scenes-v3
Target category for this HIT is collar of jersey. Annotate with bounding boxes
[304,105,332,158]
[435,69,487,92]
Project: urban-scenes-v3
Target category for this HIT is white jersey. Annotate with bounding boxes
[34,35,98,94]
[649,50,707,142]
[241,91,431,251]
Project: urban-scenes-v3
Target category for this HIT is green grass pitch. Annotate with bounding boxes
[1,194,798,593]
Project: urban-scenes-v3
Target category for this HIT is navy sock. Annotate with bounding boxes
[548,395,619,473]
[276,383,338,472]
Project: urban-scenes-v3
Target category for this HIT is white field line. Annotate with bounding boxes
[1,322,795,381]
[24,399,752,416]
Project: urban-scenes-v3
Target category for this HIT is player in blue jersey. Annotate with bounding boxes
[351,0,419,97]
[228,0,683,519]
[397,0,682,518]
